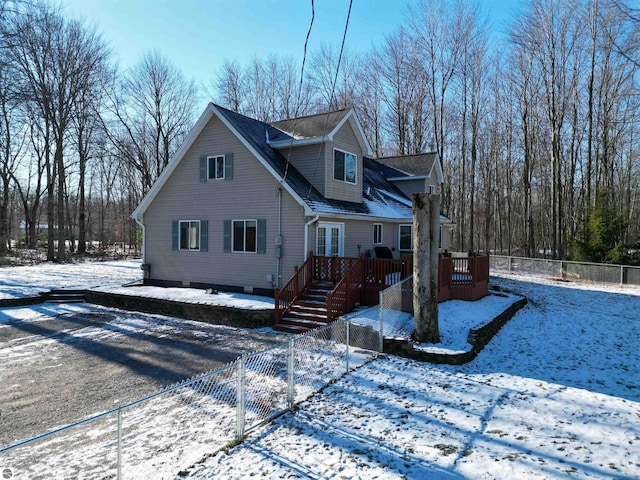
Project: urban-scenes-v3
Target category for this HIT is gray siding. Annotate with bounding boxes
[325,121,363,203]
[144,115,307,291]
[308,218,408,258]
[307,217,452,259]
[391,178,427,198]
[278,143,325,196]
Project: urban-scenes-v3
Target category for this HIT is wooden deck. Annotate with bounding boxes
[274,252,489,332]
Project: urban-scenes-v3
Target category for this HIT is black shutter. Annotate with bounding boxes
[172,221,179,250]
[224,152,233,180]
[200,156,207,181]
[257,219,266,254]
[200,220,208,252]
[223,220,231,252]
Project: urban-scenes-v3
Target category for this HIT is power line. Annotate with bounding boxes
[281,0,315,184]
[305,0,354,201]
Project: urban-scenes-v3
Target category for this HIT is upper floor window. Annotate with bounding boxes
[208,155,225,180]
[200,153,233,182]
[373,223,383,245]
[333,148,356,184]
[399,224,412,251]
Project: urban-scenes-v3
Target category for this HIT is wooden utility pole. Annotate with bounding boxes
[413,192,440,343]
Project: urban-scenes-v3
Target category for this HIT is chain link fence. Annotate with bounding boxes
[490,255,640,286]
[0,316,379,479]
[344,276,415,345]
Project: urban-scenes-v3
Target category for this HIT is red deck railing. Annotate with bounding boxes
[444,253,490,301]
[274,255,314,325]
[326,257,363,322]
[360,257,413,305]
[276,252,490,325]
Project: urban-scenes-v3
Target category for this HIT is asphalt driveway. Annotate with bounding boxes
[0,302,287,447]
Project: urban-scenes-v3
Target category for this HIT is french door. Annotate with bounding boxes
[316,222,343,257]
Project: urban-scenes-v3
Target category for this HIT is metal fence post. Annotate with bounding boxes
[117,408,122,480]
[508,256,512,273]
[345,320,350,373]
[378,291,384,353]
[620,265,625,285]
[236,355,246,441]
[287,339,295,408]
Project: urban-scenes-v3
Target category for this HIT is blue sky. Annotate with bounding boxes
[63,0,522,93]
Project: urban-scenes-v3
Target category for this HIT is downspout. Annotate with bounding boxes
[276,187,282,288]
[303,214,320,261]
[135,218,146,281]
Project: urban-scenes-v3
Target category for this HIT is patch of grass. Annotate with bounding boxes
[434,444,458,456]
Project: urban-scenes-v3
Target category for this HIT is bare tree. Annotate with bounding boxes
[0,60,25,253]
[409,0,476,211]
[7,3,110,260]
[214,58,245,113]
[309,43,359,111]
[108,51,197,193]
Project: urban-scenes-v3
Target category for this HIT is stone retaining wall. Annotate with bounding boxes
[384,296,527,365]
[85,290,274,329]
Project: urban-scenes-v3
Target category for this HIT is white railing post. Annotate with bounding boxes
[287,339,295,408]
[236,355,246,441]
[345,320,350,373]
[378,291,384,353]
[117,408,122,480]
[620,265,625,285]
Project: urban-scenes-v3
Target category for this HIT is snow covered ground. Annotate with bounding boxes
[0,259,142,299]
[93,285,275,310]
[1,261,639,479]
[182,274,640,479]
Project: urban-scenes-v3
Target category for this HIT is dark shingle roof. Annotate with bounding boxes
[271,109,350,139]
[214,104,412,219]
[376,152,438,177]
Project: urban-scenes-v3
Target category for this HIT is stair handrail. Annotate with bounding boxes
[326,256,363,323]
[274,253,315,325]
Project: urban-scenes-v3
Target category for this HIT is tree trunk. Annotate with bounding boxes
[55,143,65,261]
[413,192,439,343]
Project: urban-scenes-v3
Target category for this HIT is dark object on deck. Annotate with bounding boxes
[374,246,393,259]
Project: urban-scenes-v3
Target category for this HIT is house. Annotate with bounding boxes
[131,104,453,299]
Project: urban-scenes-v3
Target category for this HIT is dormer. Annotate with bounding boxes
[373,152,444,198]
[268,109,373,203]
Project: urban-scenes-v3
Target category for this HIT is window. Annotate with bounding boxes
[224,219,266,254]
[429,184,437,195]
[172,220,208,252]
[180,221,200,250]
[333,148,356,184]
[373,223,383,245]
[200,153,233,181]
[208,155,225,180]
[232,220,257,253]
[399,224,412,251]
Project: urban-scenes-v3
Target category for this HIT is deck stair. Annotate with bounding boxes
[274,281,333,333]
[46,289,86,304]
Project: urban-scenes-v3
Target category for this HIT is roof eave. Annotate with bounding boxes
[268,136,325,149]
[387,175,429,182]
[330,109,374,157]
